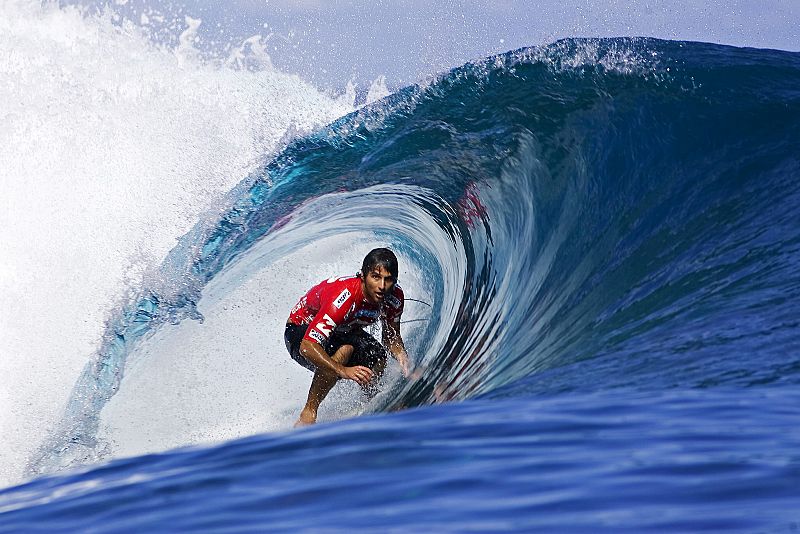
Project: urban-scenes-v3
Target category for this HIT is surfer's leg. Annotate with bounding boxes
[296,344,354,427]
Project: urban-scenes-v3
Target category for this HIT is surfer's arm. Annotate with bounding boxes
[301,299,373,385]
[299,338,372,385]
[300,301,351,378]
[382,318,410,377]
[299,338,345,377]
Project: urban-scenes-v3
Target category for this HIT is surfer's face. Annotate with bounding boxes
[363,265,395,304]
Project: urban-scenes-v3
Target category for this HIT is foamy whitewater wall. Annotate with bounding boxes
[0,1,352,488]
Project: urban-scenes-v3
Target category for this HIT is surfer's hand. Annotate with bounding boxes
[408,368,423,381]
[340,365,373,386]
[399,359,411,378]
[403,363,424,381]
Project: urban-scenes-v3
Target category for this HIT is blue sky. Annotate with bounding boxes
[86,0,799,90]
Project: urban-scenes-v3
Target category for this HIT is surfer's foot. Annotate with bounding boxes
[294,407,317,427]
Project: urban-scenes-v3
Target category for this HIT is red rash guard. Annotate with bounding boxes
[287,275,404,345]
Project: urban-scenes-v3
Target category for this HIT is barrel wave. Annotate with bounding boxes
[9,38,800,530]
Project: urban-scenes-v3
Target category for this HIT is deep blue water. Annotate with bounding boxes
[4,38,800,531]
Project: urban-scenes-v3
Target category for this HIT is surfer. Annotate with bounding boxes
[284,247,411,426]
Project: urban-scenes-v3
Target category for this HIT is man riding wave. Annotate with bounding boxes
[284,248,411,426]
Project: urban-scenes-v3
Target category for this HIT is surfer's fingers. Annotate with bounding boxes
[357,366,374,383]
[345,365,373,385]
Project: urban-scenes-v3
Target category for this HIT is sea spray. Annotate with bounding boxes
[0,1,350,488]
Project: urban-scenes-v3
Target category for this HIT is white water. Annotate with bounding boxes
[0,1,352,488]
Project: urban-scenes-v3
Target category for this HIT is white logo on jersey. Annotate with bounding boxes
[291,296,307,315]
[333,288,351,309]
[308,330,325,343]
[315,314,337,337]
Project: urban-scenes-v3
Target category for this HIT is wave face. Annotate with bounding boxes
[5,38,800,530]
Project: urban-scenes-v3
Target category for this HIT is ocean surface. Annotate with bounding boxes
[2,4,800,531]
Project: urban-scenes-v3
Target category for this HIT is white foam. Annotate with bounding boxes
[366,75,391,104]
[0,1,351,488]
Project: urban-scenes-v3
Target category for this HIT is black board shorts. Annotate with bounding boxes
[284,323,387,373]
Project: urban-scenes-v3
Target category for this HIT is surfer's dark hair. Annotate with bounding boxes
[361,248,398,280]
